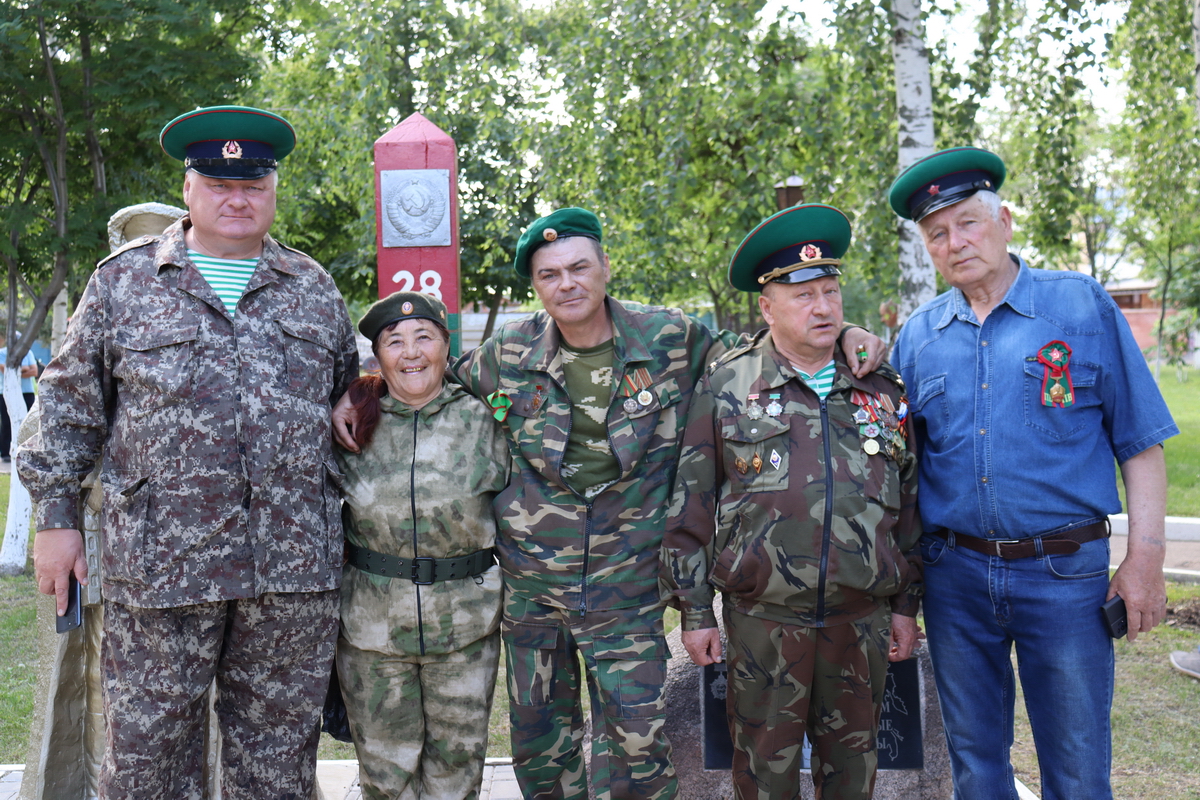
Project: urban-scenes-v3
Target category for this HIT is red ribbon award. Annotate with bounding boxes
[1036,340,1074,408]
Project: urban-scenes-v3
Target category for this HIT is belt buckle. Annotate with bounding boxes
[411,557,436,585]
[990,539,1022,557]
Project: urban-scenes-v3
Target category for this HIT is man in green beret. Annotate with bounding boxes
[334,206,886,799]
[662,204,922,800]
[19,105,359,799]
[888,147,1176,799]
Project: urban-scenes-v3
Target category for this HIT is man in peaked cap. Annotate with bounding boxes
[662,204,922,800]
[888,147,1177,800]
[333,206,888,799]
[19,105,358,799]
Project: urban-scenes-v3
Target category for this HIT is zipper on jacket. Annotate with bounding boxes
[579,503,594,616]
[816,397,834,624]
[410,411,426,655]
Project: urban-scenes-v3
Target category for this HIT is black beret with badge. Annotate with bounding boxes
[513,207,603,279]
[888,146,1007,222]
[160,105,296,181]
[728,203,852,292]
[358,291,449,343]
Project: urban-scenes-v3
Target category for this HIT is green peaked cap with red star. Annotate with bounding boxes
[888,146,1007,222]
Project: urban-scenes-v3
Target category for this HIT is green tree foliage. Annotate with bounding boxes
[252,0,542,315]
[0,0,274,362]
[1114,0,1200,373]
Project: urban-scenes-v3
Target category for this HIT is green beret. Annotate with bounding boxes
[728,203,852,292]
[888,146,1006,222]
[513,207,603,278]
[160,105,296,180]
[358,291,449,342]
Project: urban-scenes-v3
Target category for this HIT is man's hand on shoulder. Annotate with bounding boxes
[841,326,886,378]
[32,528,87,616]
[331,392,360,452]
[682,627,723,666]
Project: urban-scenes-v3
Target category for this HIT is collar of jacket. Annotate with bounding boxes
[517,295,654,374]
[756,330,883,396]
[379,380,468,418]
[153,216,302,279]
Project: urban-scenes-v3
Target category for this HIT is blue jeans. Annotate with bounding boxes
[921,533,1114,800]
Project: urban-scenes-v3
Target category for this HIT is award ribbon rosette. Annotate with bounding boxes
[486,390,512,422]
[1036,340,1075,408]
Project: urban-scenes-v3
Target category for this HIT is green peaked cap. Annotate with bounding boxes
[888,146,1006,221]
[728,203,852,292]
[513,207,603,278]
[160,105,296,180]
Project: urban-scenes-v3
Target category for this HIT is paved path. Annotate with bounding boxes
[0,760,522,800]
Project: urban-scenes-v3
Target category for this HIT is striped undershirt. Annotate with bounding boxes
[188,250,258,316]
[795,360,837,399]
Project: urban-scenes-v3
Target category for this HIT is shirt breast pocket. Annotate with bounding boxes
[913,374,950,449]
[720,415,790,492]
[1022,360,1101,440]
[278,320,335,403]
[114,325,199,410]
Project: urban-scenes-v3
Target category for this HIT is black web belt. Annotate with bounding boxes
[347,542,495,585]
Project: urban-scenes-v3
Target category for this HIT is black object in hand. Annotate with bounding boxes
[1101,594,1128,639]
[56,574,83,634]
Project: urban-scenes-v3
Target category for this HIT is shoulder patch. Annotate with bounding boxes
[97,236,155,268]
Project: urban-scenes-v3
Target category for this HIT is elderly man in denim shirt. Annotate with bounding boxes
[888,147,1178,800]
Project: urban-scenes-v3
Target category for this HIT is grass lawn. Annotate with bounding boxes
[1158,368,1200,517]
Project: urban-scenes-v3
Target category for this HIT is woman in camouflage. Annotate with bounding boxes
[335,291,510,800]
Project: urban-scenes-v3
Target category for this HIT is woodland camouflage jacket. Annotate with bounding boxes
[662,330,922,630]
[17,218,358,608]
[454,297,737,613]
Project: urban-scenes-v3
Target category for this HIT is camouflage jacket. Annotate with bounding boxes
[336,383,510,655]
[17,218,358,608]
[454,297,737,613]
[662,330,922,630]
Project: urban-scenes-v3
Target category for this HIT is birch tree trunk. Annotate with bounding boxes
[891,0,937,325]
[1193,0,1200,121]
[51,286,69,357]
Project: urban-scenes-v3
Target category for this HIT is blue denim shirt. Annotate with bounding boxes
[892,255,1178,539]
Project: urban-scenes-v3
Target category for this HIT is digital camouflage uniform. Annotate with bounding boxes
[662,331,922,800]
[335,383,510,800]
[17,217,358,800]
[454,297,737,800]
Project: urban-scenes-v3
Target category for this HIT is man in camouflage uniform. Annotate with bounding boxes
[662,204,922,800]
[19,106,358,800]
[334,207,884,800]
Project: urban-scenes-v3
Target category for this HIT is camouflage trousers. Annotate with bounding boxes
[100,591,339,800]
[502,593,677,800]
[723,604,891,800]
[336,629,501,800]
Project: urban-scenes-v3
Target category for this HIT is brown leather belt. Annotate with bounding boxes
[931,520,1110,559]
[347,542,495,585]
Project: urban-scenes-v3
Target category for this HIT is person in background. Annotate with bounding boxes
[0,332,39,461]
[888,146,1178,800]
[663,203,922,800]
[336,290,510,800]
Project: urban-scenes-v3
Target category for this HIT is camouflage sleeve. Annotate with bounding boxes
[329,293,359,404]
[451,336,500,400]
[16,271,111,531]
[704,329,751,366]
[662,371,723,631]
[890,412,923,616]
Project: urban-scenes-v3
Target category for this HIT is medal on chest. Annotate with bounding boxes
[745,393,764,420]
[1036,340,1075,407]
[851,388,906,458]
[621,368,655,414]
[765,393,783,418]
